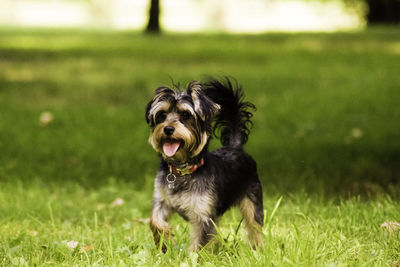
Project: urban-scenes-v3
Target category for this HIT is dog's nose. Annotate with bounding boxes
[164,126,175,136]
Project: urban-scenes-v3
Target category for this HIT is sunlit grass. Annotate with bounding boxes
[0,181,399,265]
[0,27,400,265]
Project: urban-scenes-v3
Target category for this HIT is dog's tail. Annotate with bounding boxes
[203,77,255,148]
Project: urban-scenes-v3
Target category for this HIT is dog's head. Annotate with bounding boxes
[145,81,220,164]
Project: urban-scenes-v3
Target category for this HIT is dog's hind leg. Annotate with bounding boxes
[239,182,264,248]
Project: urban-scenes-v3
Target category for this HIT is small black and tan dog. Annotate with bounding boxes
[145,78,264,252]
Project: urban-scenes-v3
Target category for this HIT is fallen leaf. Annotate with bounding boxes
[39,112,53,126]
[97,203,106,210]
[351,128,363,138]
[27,230,38,237]
[66,240,79,250]
[381,221,400,235]
[110,197,124,208]
[79,244,93,253]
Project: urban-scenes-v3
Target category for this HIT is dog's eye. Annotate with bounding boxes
[155,111,166,123]
[180,111,191,121]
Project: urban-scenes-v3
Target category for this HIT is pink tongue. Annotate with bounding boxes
[163,141,181,157]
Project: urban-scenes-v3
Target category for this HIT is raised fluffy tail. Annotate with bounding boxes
[203,78,255,148]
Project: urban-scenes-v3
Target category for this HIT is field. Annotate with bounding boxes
[0,27,400,265]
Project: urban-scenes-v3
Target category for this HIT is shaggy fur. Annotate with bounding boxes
[145,78,264,252]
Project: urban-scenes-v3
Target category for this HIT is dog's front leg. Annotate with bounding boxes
[150,196,173,253]
[189,217,216,252]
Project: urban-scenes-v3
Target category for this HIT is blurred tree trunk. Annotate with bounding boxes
[146,0,161,33]
[366,0,400,24]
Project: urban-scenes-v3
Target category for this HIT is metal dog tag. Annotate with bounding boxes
[166,173,176,189]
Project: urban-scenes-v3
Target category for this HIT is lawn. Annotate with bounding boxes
[0,27,399,265]
[1,181,399,266]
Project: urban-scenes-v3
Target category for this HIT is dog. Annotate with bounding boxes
[145,78,264,252]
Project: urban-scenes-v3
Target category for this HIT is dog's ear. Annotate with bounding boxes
[187,81,220,121]
[145,99,154,125]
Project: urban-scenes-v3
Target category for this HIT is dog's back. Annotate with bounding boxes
[203,78,264,246]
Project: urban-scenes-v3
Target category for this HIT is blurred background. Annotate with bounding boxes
[0,0,367,32]
[0,0,399,196]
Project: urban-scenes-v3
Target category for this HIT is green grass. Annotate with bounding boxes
[1,181,399,265]
[1,27,400,265]
[1,28,400,194]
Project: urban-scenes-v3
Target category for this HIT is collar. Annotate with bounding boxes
[168,157,204,176]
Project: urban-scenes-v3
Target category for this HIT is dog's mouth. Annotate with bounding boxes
[162,139,183,157]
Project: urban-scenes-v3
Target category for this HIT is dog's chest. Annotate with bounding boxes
[162,184,214,221]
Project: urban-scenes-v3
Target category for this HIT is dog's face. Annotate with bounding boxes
[146,81,220,164]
